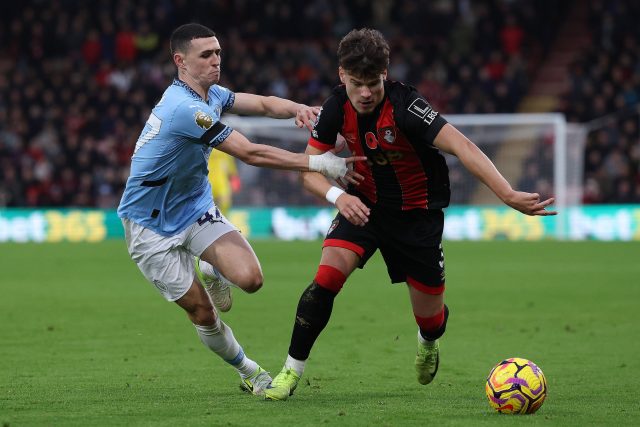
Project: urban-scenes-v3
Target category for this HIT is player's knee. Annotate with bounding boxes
[314,264,347,294]
[235,267,264,293]
[242,276,263,293]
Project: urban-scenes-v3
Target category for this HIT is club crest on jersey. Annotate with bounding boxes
[327,219,339,236]
[195,111,213,130]
[378,127,396,144]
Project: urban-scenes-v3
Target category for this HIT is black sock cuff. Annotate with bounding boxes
[419,304,450,341]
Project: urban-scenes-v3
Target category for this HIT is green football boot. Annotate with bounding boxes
[264,368,301,401]
[415,339,440,385]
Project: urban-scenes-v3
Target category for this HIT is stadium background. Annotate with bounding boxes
[0,0,639,242]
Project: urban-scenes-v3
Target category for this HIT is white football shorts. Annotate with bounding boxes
[122,206,238,301]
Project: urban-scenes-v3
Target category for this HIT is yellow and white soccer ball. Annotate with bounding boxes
[485,357,547,414]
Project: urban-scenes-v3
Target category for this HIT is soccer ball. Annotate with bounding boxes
[485,357,547,414]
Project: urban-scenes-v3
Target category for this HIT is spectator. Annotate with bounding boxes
[561,0,640,203]
[0,0,572,208]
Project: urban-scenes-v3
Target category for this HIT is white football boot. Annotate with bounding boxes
[194,257,232,312]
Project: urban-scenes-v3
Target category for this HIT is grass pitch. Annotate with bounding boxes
[1,240,639,426]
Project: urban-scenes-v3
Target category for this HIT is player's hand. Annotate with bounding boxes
[309,152,366,180]
[335,194,370,226]
[336,169,364,188]
[333,135,360,188]
[336,172,363,189]
[504,191,557,216]
[295,105,321,131]
[340,156,365,186]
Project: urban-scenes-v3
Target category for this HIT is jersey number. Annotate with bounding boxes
[371,150,404,166]
[134,113,162,155]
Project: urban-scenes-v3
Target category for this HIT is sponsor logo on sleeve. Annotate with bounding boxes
[195,111,214,130]
[408,98,439,125]
[314,107,323,127]
[311,107,323,139]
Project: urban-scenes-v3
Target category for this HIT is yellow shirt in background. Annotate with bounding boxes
[208,150,238,216]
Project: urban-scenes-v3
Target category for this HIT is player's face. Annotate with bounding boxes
[179,36,222,86]
[339,68,386,114]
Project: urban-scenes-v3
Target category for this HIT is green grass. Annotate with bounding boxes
[1,240,639,426]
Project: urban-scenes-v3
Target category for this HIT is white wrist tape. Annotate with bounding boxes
[325,186,345,204]
[308,151,348,179]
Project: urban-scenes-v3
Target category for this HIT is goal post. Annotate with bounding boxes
[223,113,584,240]
[446,113,574,239]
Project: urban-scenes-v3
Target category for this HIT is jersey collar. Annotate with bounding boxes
[172,78,206,102]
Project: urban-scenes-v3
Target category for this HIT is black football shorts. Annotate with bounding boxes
[323,206,445,289]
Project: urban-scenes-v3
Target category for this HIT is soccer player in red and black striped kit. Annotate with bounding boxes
[265,28,557,401]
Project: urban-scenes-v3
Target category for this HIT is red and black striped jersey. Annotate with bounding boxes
[308,80,450,210]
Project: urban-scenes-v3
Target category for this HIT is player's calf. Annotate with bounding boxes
[288,265,345,362]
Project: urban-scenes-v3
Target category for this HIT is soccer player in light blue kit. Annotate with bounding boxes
[118,23,363,396]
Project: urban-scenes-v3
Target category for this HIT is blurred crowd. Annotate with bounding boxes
[561,0,640,203]
[1,0,634,208]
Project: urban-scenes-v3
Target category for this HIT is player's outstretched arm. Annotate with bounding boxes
[434,124,557,216]
[231,93,320,131]
[216,130,365,180]
[301,145,369,226]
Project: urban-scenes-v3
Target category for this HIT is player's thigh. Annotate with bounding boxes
[378,208,444,284]
[319,246,360,276]
[199,230,262,288]
[323,212,378,275]
[185,207,261,284]
[123,219,194,302]
[378,214,445,316]
[381,243,444,316]
[381,241,445,287]
[186,207,239,258]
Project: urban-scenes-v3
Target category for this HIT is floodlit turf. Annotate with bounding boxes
[1,240,639,426]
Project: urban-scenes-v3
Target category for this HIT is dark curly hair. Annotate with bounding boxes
[337,28,390,79]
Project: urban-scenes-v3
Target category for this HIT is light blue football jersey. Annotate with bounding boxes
[117,79,235,236]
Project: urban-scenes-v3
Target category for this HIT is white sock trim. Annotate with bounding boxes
[417,330,436,346]
[284,354,306,377]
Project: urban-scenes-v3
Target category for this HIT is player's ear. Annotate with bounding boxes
[174,52,185,69]
[338,67,345,84]
[382,69,388,80]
